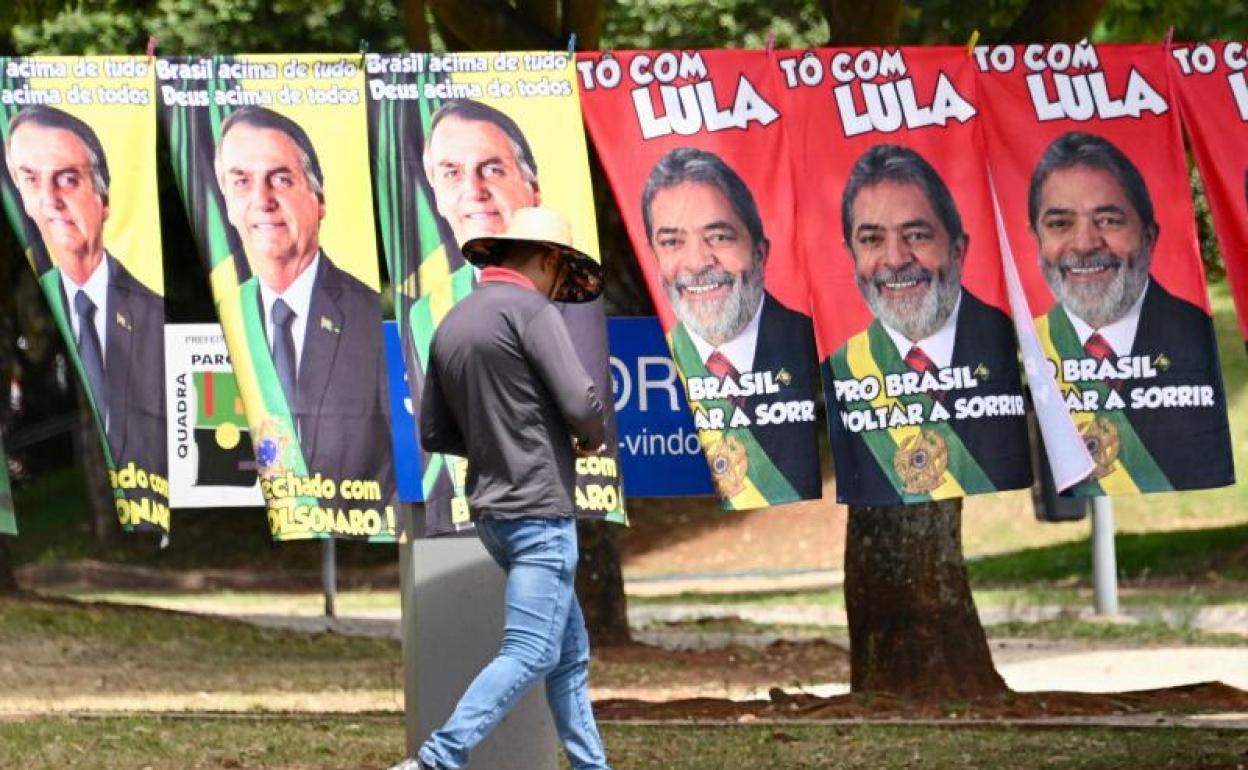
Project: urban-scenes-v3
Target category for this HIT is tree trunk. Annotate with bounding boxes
[819,0,903,45]
[74,389,119,548]
[997,0,1110,44]
[576,520,630,645]
[401,0,432,51]
[0,537,18,594]
[844,499,1006,698]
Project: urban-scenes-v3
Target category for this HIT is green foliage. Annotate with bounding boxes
[1097,0,1248,42]
[968,523,1248,585]
[1,720,1240,770]
[0,595,399,660]
[1191,161,1225,281]
[899,0,1030,45]
[989,618,1248,645]
[10,0,406,55]
[602,0,828,50]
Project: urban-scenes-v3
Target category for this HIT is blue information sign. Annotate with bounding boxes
[384,321,425,502]
[607,317,713,497]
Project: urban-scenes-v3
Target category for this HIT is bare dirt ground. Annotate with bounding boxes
[593,681,1248,725]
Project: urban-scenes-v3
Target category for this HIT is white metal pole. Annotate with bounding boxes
[1091,496,1119,616]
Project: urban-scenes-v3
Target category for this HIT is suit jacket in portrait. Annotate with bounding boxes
[828,289,1032,506]
[272,255,395,508]
[672,291,822,503]
[103,256,168,488]
[1041,279,1233,492]
[56,255,168,496]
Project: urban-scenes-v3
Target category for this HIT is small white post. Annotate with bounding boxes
[1091,496,1119,616]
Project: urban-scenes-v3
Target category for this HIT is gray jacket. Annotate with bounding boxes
[419,280,605,519]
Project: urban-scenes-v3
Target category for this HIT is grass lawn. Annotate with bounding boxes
[0,596,404,714]
[59,588,401,616]
[0,717,1243,770]
[628,583,1248,611]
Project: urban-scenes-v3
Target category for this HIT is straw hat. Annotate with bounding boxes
[462,207,604,303]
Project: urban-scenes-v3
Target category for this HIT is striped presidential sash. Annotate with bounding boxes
[1035,307,1171,495]
[828,321,994,504]
[667,323,800,508]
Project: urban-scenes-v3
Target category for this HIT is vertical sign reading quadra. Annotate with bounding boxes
[157,55,398,541]
[0,56,170,536]
[578,50,822,509]
[366,51,626,535]
[779,47,1032,505]
[976,42,1235,495]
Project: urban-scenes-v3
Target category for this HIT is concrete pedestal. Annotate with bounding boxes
[399,510,558,770]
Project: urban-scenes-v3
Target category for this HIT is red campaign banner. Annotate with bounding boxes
[976,41,1234,495]
[779,46,1031,506]
[1170,41,1248,344]
[577,50,822,509]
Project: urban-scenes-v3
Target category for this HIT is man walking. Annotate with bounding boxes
[391,206,611,770]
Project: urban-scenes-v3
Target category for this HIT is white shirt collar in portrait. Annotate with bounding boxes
[687,293,767,374]
[60,253,110,364]
[881,291,963,370]
[1064,278,1148,358]
[259,252,321,372]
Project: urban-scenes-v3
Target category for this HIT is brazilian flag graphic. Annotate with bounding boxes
[0,436,15,536]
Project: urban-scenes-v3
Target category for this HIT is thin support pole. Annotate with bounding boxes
[1091,496,1119,616]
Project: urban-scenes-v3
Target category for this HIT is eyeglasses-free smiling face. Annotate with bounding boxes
[7,122,108,280]
[847,180,965,342]
[217,123,325,290]
[647,180,767,347]
[1033,164,1154,329]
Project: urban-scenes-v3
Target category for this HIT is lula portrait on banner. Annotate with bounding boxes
[640,147,821,501]
[5,105,168,502]
[827,144,1030,503]
[214,106,394,509]
[1028,131,1233,492]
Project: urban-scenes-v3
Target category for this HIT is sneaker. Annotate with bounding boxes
[386,759,432,770]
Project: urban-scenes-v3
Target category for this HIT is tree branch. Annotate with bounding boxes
[561,0,604,51]
[819,0,904,46]
[517,0,560,38]
[430,0,561,51]
[402,0,432,51]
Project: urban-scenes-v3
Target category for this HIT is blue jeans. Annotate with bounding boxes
[418,516,611,770]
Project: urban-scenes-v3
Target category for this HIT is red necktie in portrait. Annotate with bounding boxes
[904,345,945,403]
[1083,332,1122,391]
[706,350,746,411]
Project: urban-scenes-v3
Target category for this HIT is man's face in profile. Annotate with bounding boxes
[7,122,108,269]
[848,180,964,342]
[1033,164,1153,329]
[218,124,325,273]
[648,180,766,347]
[426,116,539,246]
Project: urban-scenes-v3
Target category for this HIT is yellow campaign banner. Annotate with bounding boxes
[366,51,625,535]
[0,56,170,537]
[158,55,397,542]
